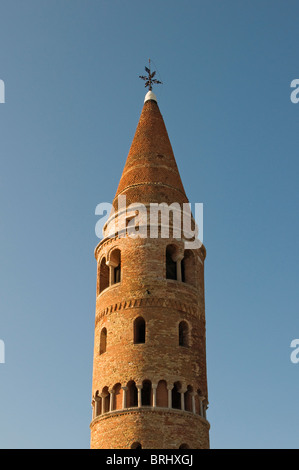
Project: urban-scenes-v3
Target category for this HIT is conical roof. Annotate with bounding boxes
[112,93,189,212]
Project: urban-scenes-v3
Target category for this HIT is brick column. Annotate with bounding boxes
[95,395,101,417]
[106,260,118,286]
[109,390,115,412]
[109,265,115,286]
[121,386,128,409]
[176,260,182,282]
[173,253,184,282]
[167,385,173,409]
[101,393,107,414]
[191,393,196,414]
[180,387,187,411]
[137,384,142,407]
[198,395,204,417]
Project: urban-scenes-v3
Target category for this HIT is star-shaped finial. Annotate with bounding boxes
[139,59,162,91]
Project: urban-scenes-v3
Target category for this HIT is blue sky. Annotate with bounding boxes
[0,0,298,449]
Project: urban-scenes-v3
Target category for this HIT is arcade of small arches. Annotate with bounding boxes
[91,380,208,420]
[98,248,121,294]
[98,245,200,295]
[165,244,198,286]
[99,318,190,354]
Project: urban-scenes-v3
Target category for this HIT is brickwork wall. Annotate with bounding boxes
[91,235,209,449]
[90,409,210,449]
[90,97,209,449]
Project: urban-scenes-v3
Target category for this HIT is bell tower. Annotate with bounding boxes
[90,75,210,449]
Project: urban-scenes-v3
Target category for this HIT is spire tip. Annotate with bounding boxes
[144,90,157,103]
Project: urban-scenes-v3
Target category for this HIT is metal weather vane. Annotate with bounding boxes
[139,59,162,91]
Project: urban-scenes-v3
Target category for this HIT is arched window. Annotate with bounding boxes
[99,257,109,293]
[102,386,110,413]
[184,385,193,412]
[114,264,121,283]
[181,250,196,286]
[156,380,168,407]
[110,249,121,285]
[166,245,178,280]
[113,383,123,411]
[172,382,181,410]
[179,321,189,347]
[179,444,190,449]
[127,381,138,407]
[134,317,146,344]
[99,327,107,355]
[141,380,152,406]
[94,391,102,417]
[131,442,142,449]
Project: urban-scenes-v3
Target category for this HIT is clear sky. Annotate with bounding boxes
[0,0,298,449]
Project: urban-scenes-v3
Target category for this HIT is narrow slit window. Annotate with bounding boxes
[134,317,146,344]
[100,327,107,354]
[179,321,189,347]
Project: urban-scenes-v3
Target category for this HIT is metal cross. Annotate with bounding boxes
[139,59,162,91]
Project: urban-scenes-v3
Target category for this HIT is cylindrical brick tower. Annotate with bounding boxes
[90,89,210,449]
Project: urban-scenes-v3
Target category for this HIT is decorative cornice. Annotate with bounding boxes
[90,407,210,429]
[95,235,120,259]
[117,162,184,181]
[114,181,187,200]
[95,296,202,326]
